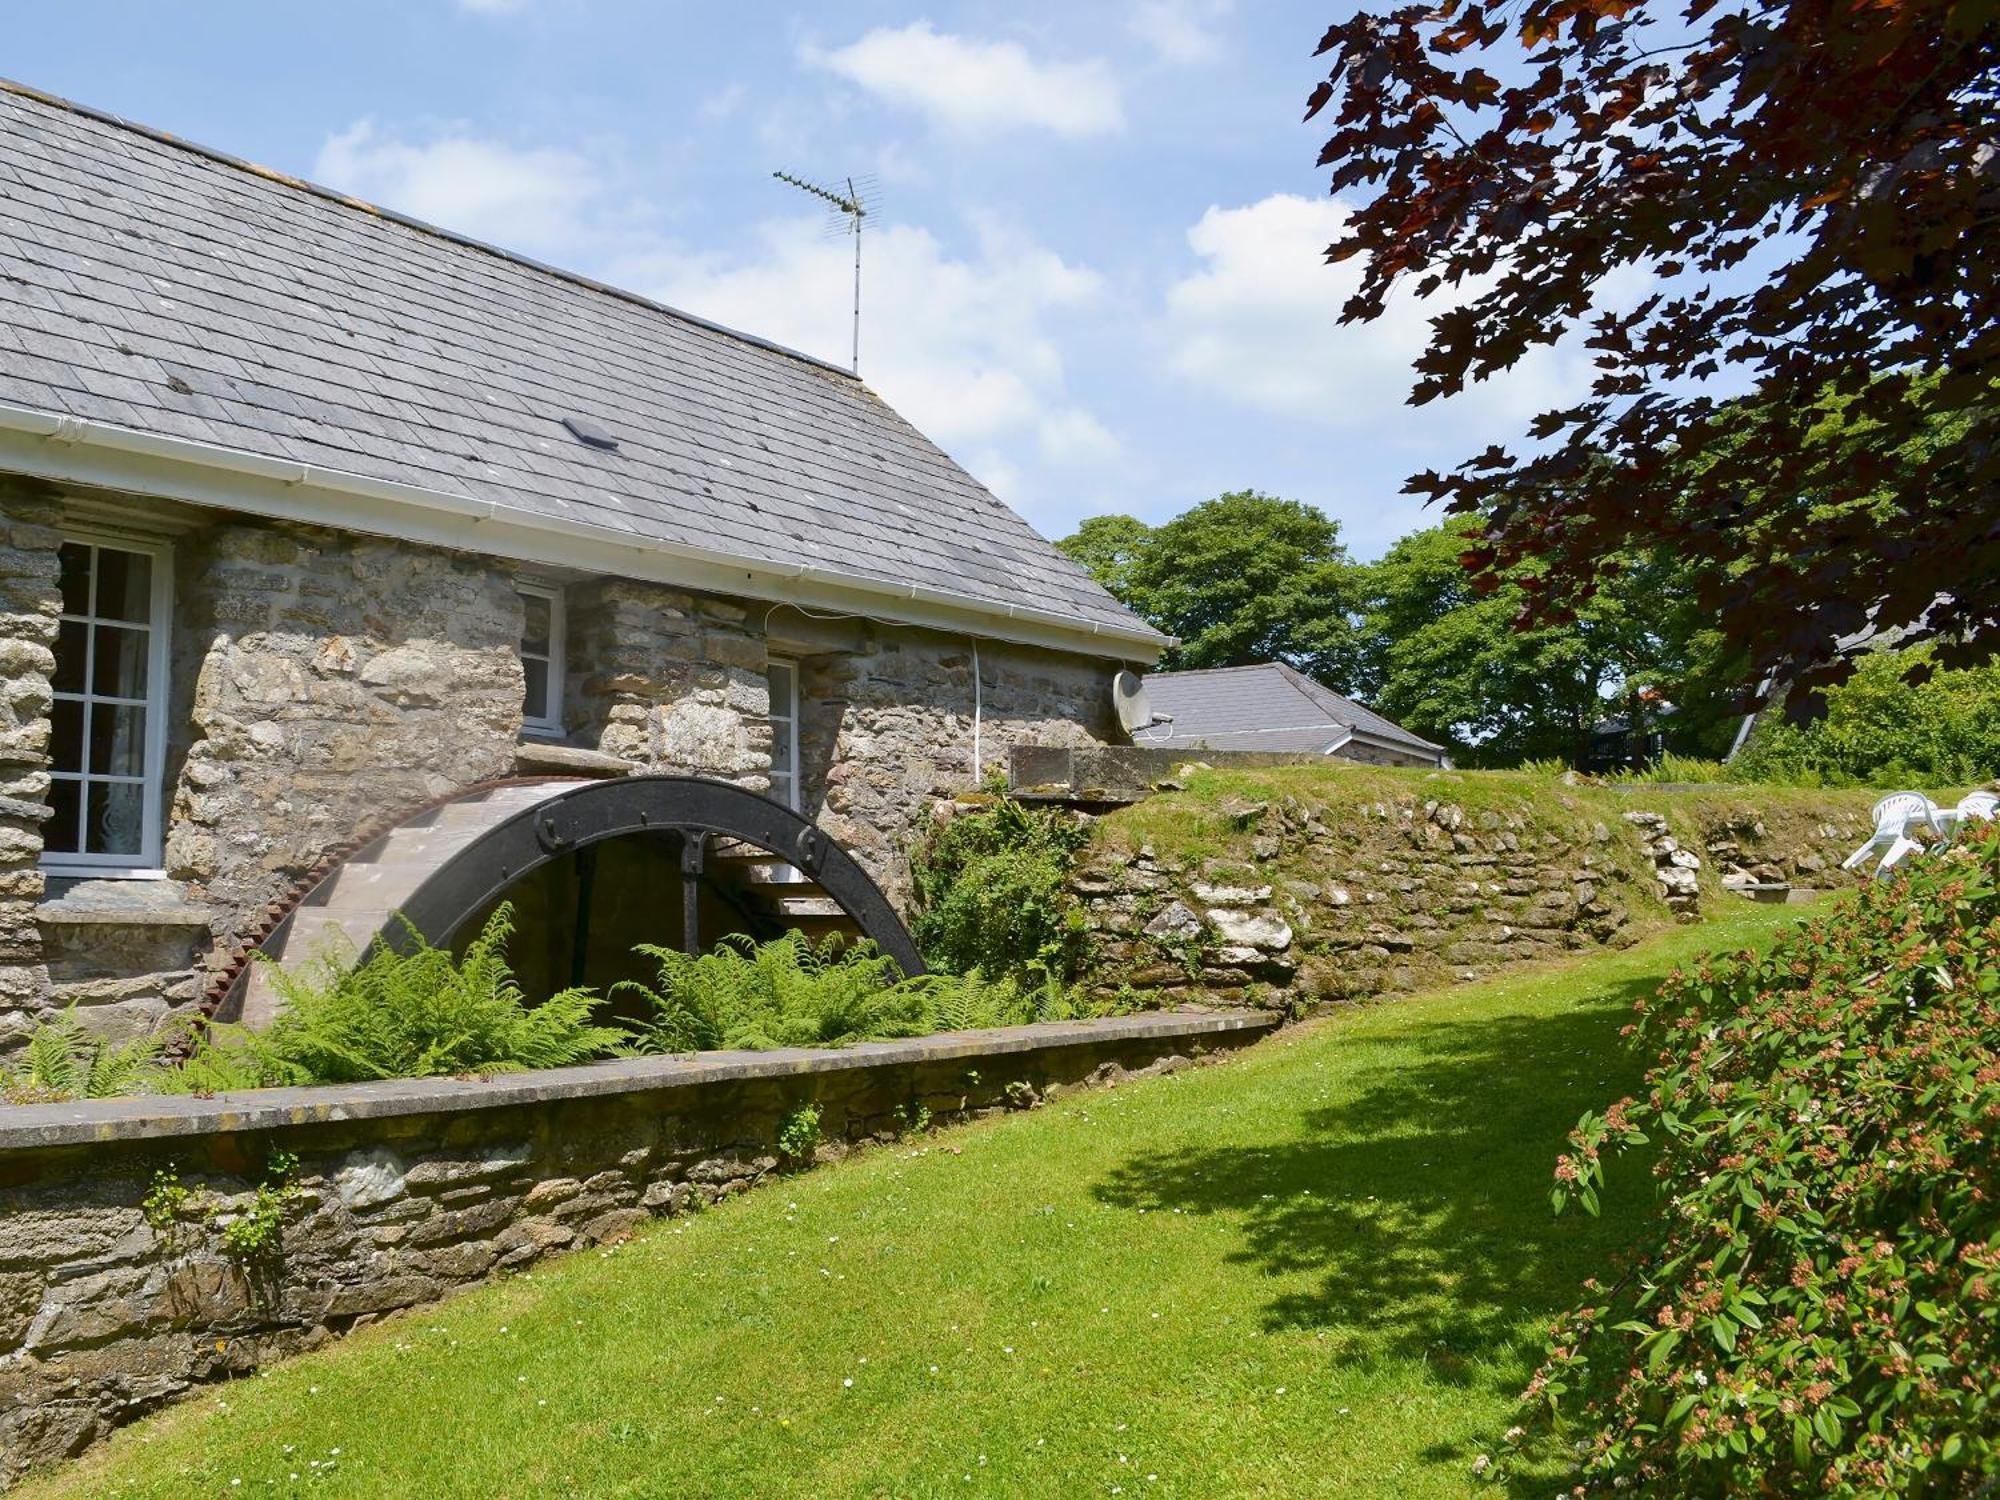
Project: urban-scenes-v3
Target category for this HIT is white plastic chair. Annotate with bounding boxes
[1931,789,2000,842]
[1842,792,1942,877]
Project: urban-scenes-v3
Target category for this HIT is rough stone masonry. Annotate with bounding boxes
[0,483,1121,1055]
[0,1011,1269,1486]
[1069,784,1875,1012]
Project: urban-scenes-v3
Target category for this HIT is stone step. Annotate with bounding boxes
[762,895,846,920]
[725,859,813,887]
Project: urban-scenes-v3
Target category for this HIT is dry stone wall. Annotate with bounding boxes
[1072,776,1878,1012]
[0,1012,1268,1486]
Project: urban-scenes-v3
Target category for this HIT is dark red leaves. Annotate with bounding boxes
[1308,0,1999,705]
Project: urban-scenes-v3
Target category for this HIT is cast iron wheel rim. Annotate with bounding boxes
[217,775,924,1023]
[380,775,924,976]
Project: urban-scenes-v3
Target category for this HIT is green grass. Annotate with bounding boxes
[28,903,1813,1500]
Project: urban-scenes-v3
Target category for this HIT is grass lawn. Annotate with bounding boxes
[29,903,1811,1500]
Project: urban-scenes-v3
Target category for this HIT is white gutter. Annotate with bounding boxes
[0,403,1169,664]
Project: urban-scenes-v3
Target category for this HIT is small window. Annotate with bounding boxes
[767,658,799,811]
[518,583,565,736]
[45,535,172,874]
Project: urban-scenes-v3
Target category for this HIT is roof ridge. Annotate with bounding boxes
[0,76,859,383]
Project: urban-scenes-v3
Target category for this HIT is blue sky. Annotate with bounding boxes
[7,2,1619,559]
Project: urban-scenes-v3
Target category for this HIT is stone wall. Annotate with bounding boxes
[165,518,525,925]
[0,489,59,1053]
[803,633,1117,902]
[1070,773,1878,1011]
[564,577,772,788]
[0,1011,1269,1485]
[0,488,1127,1049]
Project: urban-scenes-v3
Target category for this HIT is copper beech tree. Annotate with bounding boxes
[1308,0,1998,711]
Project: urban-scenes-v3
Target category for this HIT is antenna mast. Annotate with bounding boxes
[772,169,870,375]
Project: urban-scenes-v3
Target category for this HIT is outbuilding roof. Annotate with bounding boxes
[0,80,1162,658]
[1136,662,1444,759]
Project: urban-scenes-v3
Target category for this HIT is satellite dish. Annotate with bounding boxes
[1112,670,1154,735]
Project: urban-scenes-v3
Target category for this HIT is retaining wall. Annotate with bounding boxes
[1070,769,1879,1010]
[0,1010,1270,1485]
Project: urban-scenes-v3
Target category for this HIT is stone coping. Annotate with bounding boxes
[0,1010,1276,1150]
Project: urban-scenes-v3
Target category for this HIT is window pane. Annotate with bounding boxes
[57,543,92,617]
[50,699,83,776]
[88,703,147,776]
[91,624,150,698]
[86,780,145,857]
[522,657,550,722]
[769,773,795,810]
[520,593,551,656]
[43,778,80,855]
[94,548,152,623]
[770,716,795,767]
[53,620,87,694]
[767,660,795,709]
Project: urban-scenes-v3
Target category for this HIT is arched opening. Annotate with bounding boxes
[225,776,922,1028]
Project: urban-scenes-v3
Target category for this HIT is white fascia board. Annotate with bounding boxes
[0,405,1169,665]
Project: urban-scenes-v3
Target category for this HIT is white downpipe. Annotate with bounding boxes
[971,638,983,784]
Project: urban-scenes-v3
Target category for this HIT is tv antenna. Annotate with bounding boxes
[772,170,875,375]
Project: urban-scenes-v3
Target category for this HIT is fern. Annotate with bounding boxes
[1,1007,162,1102]
[619,932,1103,1054]
[169,904,625,1089]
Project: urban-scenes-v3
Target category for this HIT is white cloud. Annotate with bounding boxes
[616,218,1117,483]
[803,22,1124,136]
[314,121,606,260]
[1161,193,1641,435]
[1129,0,1232,64]
[453,0,529,13]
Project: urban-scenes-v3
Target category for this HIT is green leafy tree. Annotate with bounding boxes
[1056,513,1152,601]
[1061,492,1370,689]
[1734,647,2000,786]
[1361,518,1736,765]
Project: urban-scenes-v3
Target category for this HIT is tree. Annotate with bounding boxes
[1733,646,2000,786]
[1307,0,1998,711]
[1363,518,1730,764]
[1056,513,1152,601]
[1060,491,1370,689]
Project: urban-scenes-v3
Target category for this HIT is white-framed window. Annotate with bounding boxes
[518,583,564,737]
[44,534,172,876]
[767,658,800,811]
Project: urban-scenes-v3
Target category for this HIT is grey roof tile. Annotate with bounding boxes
[1138,662,1443,758]
[0,83,1156,646]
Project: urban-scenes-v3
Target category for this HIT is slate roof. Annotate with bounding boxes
[1135,662,1444,759]
[0,81,1160,648]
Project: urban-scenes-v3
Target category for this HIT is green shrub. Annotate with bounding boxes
[1,1006,161,1102]
[1518,822,2000,1495]
[907,792,1091,985]
[618,929,1090,1055]
[1733,649,2000,788]
[776,1102,822,1162]
[172,903,624,1089]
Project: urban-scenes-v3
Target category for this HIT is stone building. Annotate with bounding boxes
[0,82,1164,1049]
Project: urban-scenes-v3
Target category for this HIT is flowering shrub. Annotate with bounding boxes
[1519,820,2000,1496]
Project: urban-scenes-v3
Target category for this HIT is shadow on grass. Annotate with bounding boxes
[1094,976,1659,1396]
